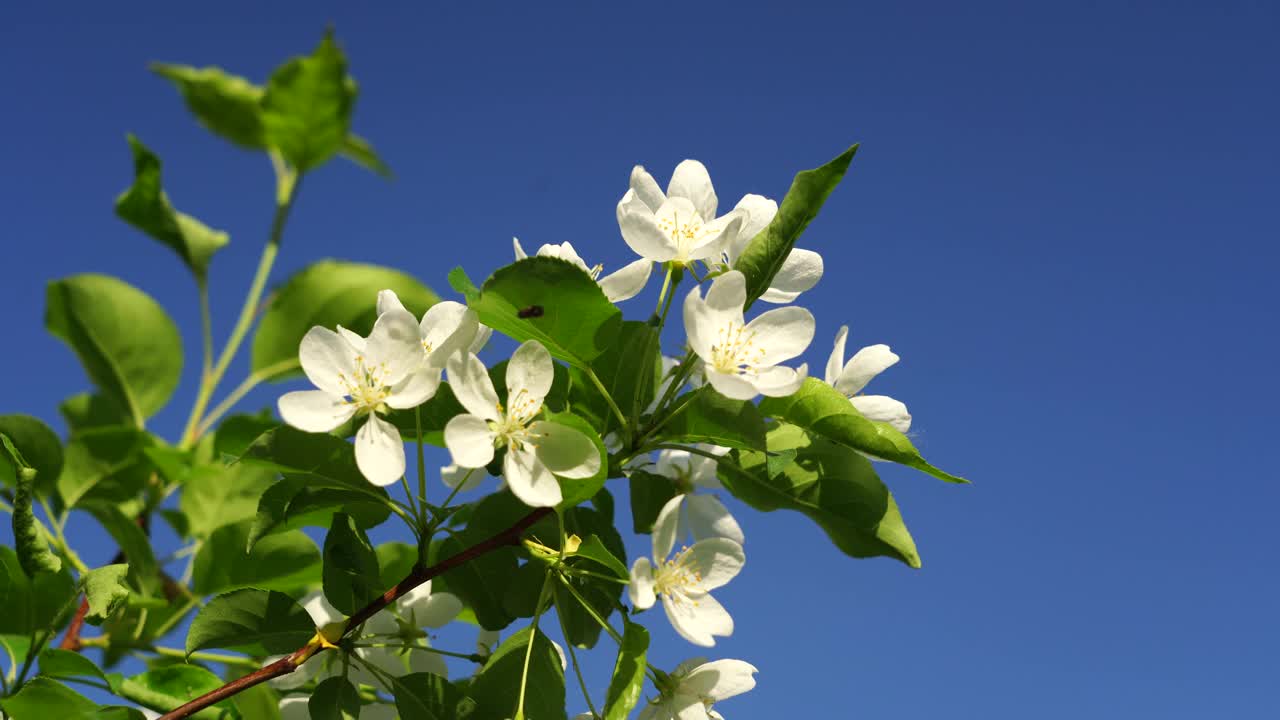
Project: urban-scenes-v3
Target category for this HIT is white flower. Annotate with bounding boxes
[629,495,744,646]
[683,270,814,401]
[278,307,430,486]
[715,193,824,304]
[440,463,491,492]
[340,289,490,382]
[637,657,758,720]
[824,325,912,433]
[513,237,652,303]
[653,445,743,546]
[617,161,746,265]
[443,340,602,507]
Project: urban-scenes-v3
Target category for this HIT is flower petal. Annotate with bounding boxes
[504,448,562,507]
[443,414,496,469]
[470,324,493,353]
[355,414,405,487]
[421,302,480,368]
[689,445,728,489]
[403,590,463,628]
[512,236,528,260]
[672,697,711,720]
[681,659,759,702]
[686,537,745,592]
[662,591,733,646]
[446,353,501,421]
[618,189,678,262]
[666,159,718,222]
[743,306,814,365]
[278,390,356,432]
[386,367,442,409]
[376,289,409,317]
[441,463,486,491]
[759,248,823,304]
[851,394,912,433]
[598,258,653,302]
[652,494,684,561]
[298,326,359,396]
[726,193,778,262]
[825,326,849,386]
[704,368,760,401]
[537,241,591,273]
[278,697,310,720]
[686,210,743,261]
[630,165,667,212]
[684,271,746,362]
[684,495,744,546]
[835,344,900,397]
[507,340,554,404]
[301,590,344,626]
[654,448,690,480]
[529,420,601,479]
[336,325,367,352]
[628,556,656,609]
[365,308,426,385]
[409,647,449,678]
[752,364,808,398]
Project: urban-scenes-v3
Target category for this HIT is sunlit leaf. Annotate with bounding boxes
[186,588,314,656]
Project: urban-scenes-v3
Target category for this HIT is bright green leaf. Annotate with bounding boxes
[567,321,661,437]
[603,619,649,720]
[186,588,315,656]
[651,387,767,450]
[118,664,230,718]
[82,564,131,626]
[83,503,160,596]
[59,394,131,435]
[0,415,63,497]
[191,520,321,596]
[179,461,277,539]
[0,546,77,642]
[249,476,389,551]
[0,677,97,718]
[260,31,354,171]
[151,63,266,149]
[340,133,392,177]
[572,534,629,580]
[56,426,153,509]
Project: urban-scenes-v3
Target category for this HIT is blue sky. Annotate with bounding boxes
[2,1,1277,717]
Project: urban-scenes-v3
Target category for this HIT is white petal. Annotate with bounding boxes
[759,248,823,304]
[663,591,733,647]
[598,258,653,302]
[666,159,718,222]
[507,340,553,404]
[688,445,729,489]
[350,646,405,689]
[268,652,321,691]
[420,302,480,368]
[743,306,814,366]
[628,556,656,609]
[654,448,690,480]
[301,590,344,625]
[470,324,493,353]
[385,367,442,409]
[618,189,678,262]
[504,448,562,507]
[513,236,528,260]
[686,537,745,591]
[278,697,310,720]
[835,344,900,397]
[446,353,501,421]
[551,639,568,671]
[825,326,849,386]
[336,325,367,352]
[365,308,426,385]
[441,463,486,491]
[681,659,758,702]
[752,364,807,398]
[851,395,912,433]
[673,657,710,677]
[298,326,359,396]
[672,697,711,720]
[376,289,409,317]
[476,629,500,656]
[538,241,591,273]
[684,495,744,546]
[529,420,600,479]
[684,272,746,361]
[652,494,684,561]
[409,647,448,678]
[686,211,743,261]
[704,369,760,401]
[411,592,463,628]
[726,193,778,262]
[278,390,356,432]
[630,165,667,212]
[443,414,496,468]
[355,414,405,486]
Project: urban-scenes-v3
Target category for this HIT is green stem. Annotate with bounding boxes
[151,646,261,669]
[556,595,601,720]
[585,367,630,440]
[198,280,213,385]
[151,598,199,640]
[416,406,427,529]
[515,572,555,720]
[194,358,300,437]
[656,267,683,330]
[350,642,484,663]
[652,263,674,317]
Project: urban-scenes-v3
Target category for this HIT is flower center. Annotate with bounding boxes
[654,545,704,600]
[488,389,542,451]
[656,209,709,260]
[708,322,765,375]
[337,355,393,413]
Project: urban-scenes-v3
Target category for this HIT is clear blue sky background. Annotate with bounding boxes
[2,2,1277,718]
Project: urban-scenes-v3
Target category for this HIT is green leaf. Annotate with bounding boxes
[0,415,63,497]
[726,423,921,567]
[241,427,395,509]
[45,274,183,426]
[232,681,283,720]
[37,648,117,688]
[734,144,858,308]
[179,462,277,539]
[83,564,131,626]
[4,435,61,576]
[453,257,623,368]
[434,492,527,631]
[541,411,608,510]
[383,382,466,446]
[114,135,229,280]
[191,520,322,596]
[322,513,381,615]
[118,664,230,718]
[652,387,768,450]
[572,534,629,580]
[251,260,438,379]
[465,627,566,720]
[340,133,392,177]
[186,588,315,656]
[568,321,661,436]
[0,546,77,641]
[309,677,361,720]
[532,505,626,648]
[603,619,649,720]
[214,413,279,458]
[758,378,967,483]
[151,63,266,149]
[83,503,160,596]
[260,31,354,171]
[394,672,463,720]
[90,707,149,720]
[0,677,97,718]
[59,394,131,435]
[627,470,678,534]
[55,426,153,509]
[376,542,418,589]
[249,476,389,551]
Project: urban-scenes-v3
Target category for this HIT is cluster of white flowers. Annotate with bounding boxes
[276,158,910,719]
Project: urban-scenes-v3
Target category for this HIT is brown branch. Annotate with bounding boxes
[58,599,90,651]
[159,506,553,720]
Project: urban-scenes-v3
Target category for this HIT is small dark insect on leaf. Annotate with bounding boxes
[517,305,544,319]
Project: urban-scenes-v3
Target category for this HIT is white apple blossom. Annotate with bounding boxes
[513,237,652,303]
[653,445,744,546]
[683,270,814,401]
[824,325,912,433]
[444,340,602,507]
[339,289,490,384]
[616,160,746,265]
[629,495,745,646]
[638,657,758,720]
[278,307,431,486]
[715,193,824,304]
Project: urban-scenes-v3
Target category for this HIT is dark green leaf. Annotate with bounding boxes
[0,546,77,641]
[59,394,130,435]
[394,672,463,720]
[322,513,381,615]
[433,492,528,631]
[83,564,131,626]
[251,260,438,379]
[260,31,354,171]
[118,664,230,718]
[603,619,649,720]
[534,506,625,648]
[0,415,63,497]
[83,503,160,596]
[4,435,61,576]
[652,387,767,450]
[45,274,182,426]
[115,135,229,280]
[567,321,661,436]
[627,470,678,534]
[37,648,118,693]
[734,144,858,308]
[249,476,389,551]
[726,423,921,567]
[191,520,321,596]
[455,257,623,368]
[151,63,266,149]
[0,677,97,718]
[56,426,153,509]
[465,627,566,720]
[310,677,361,720]
[573,534,629,580]
[186,588,315,656]
[214,413,278,458]
[759,378,967,483]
